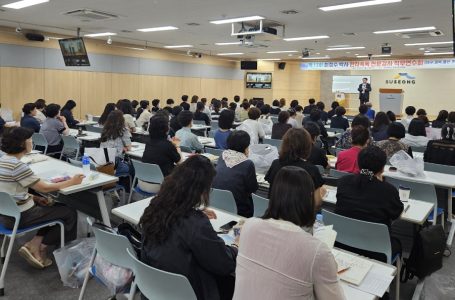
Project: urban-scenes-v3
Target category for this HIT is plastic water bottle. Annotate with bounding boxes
[82,153,91,176]
[313,214,325,232]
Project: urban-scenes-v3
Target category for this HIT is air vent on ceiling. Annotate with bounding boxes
[121,29,133,33]
[281,9,299,15]
[63,9,119,21]
[186,22,201,26]
[395,30,444,39]
[428,46,454,52]
[342,32,356,36]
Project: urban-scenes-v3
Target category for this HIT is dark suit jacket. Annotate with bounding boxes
[358,83,372,102]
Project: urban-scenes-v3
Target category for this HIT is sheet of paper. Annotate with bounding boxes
[352,269,395,297]
[313,225,337,249]
[334,251,373,285]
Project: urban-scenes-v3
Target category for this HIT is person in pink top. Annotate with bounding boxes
[336,125,370,174]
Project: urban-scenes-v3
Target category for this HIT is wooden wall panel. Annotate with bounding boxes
[181,78,202,99]
[44,69,81,118]
[80,71,112,117]
[111,74,140,102]
[161,77,183,101]
[139,75,164,100]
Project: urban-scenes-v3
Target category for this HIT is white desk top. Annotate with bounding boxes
[323,186,434,225]
[76,120,98,126]
[112,198,394,300]
[68,129,101,142]
[198,136,216,148]
[384,166,455,188]
[29,156,118,195]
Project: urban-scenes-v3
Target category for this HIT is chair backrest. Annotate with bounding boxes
[209,188,237,214]
[62,135,80,149]
[127,248,197,300]
[263,138,282,149]
[322,209,392,263]
[315,165,325,175]
[204,147,223,157]
[180,145,193,153]
[211,121,219,131]
[92,225,136,269]
[385,177,437,204]
[252,194,269,217]
[329,169,350,179]
[32,133,48,148]
[85,125,103,133]
[270,116,278,124]
[131,160,164,184]
[411,146,427,153]
[193,120,206,126]
[208,130,215,138]
[0,192,20,220]
[424,162,455,174]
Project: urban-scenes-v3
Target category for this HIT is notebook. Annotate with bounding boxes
[333,249,373,285]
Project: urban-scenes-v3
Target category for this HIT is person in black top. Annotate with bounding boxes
[335,145,403,262]
[386,111,396,122]
[327,101,339,119]
[265,128,326,204]
[142,113,181,176]
[140,155,237,300]
[212,130,258,217]
[271,111,292,140]
[163,98,174,114]
[131,100,139,117]
[20,103,41,133]
[98,103,117,126]
[371,111,390,142]
[305,122,328,169]
[432,110,448,128]
[170,106,183,134]
[60,100,79,128]
[304,109,328,138]
[180,95,190,111]
[357,77,371,105]
[193,102,211,126]
[316,101,328,124]
[303,98,316,114]
[270,100,281,115]
[424,123,455,166]
[0,115,5,136]
[330,106,349,131]
[151,99,160,113]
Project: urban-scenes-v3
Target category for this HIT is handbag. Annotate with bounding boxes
[89,148,117,190]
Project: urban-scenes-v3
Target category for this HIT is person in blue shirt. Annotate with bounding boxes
[365,102,376,120]
[20,103,41,133]
[214,109,234,149]
[175,111,203,152]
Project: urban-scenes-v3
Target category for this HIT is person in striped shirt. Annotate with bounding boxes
[0,127,84,269]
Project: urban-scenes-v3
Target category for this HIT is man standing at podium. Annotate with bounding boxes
[358,77,371,105]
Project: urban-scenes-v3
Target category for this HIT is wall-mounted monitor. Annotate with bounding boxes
[241,61,258,70]
[58,37,90,66]
[246,72,272,89]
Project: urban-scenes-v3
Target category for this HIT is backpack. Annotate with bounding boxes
[400,224,446,282]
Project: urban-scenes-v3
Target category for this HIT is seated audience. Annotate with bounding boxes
[304,109,328,138]
[279,98,287,110]
[270,100,281,115]
[376,122,413,159]
[432,110,448,128]
[327,101,339,119]
[336,114,371,149]
[212,131,258,217]
[258,105,273,135]
[131,100,139,117]
[239,107,265,145]
[214,110,234,149]
[316,101,328,123]
[0,127,83,268]
[271,111,292,140]
[371,111,390,141]
[336,125,370,174]
[163,98,174,114]
[401,106,416,131]
[98,103,116,126]
[386,111,396,122]
[287,108,298,128]
[365,102,375,120]
[60,100,79,128]
[330,106,349,131]
[21,103,41,133]
[424,124,455,165]
[140,155,237,300]
[402,119,429,147]
[194,102,211,126]
[176,111,203,152]
[234,166,345,300]
[39,104,70,153]
[34,99,47,124]
[265,128,325,202]
[289,99,299,109]
[140,113,182,193]
[335,145,404,262]
[305,122,328,168]
[170,106,183,134]
[211,100,222,121]
[136,100,152,128]
[239,102,250,122]
[294,105,304,129]
[180,94,190,111]
[117,99,136,133]
[200,98,212,119]
[448,111,455,124]
[151,99,160,113]
[358,104,368,117]
[303,98,316,114]
[189,95,199,112]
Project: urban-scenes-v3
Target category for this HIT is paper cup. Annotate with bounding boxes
[399,186,411,202]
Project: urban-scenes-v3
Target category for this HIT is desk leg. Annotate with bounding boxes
[447,188,454,247]
[95,190,111,227]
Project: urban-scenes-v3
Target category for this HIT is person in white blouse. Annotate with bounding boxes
[238,107,265,144]
[287,108,299,128]
[34,99,47,124]
[136,100,152,129]
[402,118,430,147]
[258,105,273,135]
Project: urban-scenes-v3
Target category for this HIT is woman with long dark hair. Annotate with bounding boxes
[233,166,345,300]
[140,155,237,300]
[98,103,116,126]
[60,99,79,128]
[432,110,448,128]
[117,99,136,133]
[371,111,390,141]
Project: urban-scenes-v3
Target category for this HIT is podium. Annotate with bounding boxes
[379,89,404,115]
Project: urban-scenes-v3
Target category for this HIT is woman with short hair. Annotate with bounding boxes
[371,111,390,142]
[39,103,70,153]
[336,125,370,174]
[376,122,413,159]
[214,110,234,150]
[136,100,152,129]
[271,111,292,140]
[21,103,41,133]
[402,119,429,147]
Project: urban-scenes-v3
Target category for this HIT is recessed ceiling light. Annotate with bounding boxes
[424,50,430,53]
[266,50,298,54]
[210,16,264,25]
[424,52,453,56]
[316,52,321,55]
[354,53,359,56]
[258,58,281,61]
[326,46,365,50]
[319,0,401,11]
[216,52,244,56]
[2,0,48,9]
[329,44,351,48]
[215,42,242,46]
[137,26,178,32]
[284,35,330,42]
[301,56,330,60]
[84,32,117,37]
[373,26,436,34]
[164,45,193,48]
[405,41,453,46]
[346,52,351,54]
[419,48,425,50]
[357,54,391,58]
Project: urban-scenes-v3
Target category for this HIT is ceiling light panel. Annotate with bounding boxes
[164,45,193,48]
[283,35,330,41]
[216,52,244,56]
[374,26,436,34]
[2,0,48,9]
[84,32,117,37]
[319,0,401,12]
[210,16,264,25]
[215,42,242,46]
[326,46,365,50]
[137,26,178,32]
[405,41,453,46]
[266,50,298,54]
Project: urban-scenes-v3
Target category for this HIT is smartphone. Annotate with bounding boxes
[219,221,238,233]
[389,166,397,172]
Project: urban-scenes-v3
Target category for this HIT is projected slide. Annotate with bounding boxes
[332,75,371,93]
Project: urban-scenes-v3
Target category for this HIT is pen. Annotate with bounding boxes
[404,204,410,213]
[338,267,350,274]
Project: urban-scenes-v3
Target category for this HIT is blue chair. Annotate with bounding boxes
[211,121,219,132]
[263,138,282,149]
[192,120,206,126]
[204,147,223,157]
[208,130,215,138]
[322,209,401,299]
[128,160,164,204]
[270,116,278,124]
[329,169,350,179]
[126,248,196,300]
[31,133,49,154]
[209,189,237,214]
[0,192,65,296]
[78,223,136,300]
[252,194,268,217]
[60,135,80,160]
